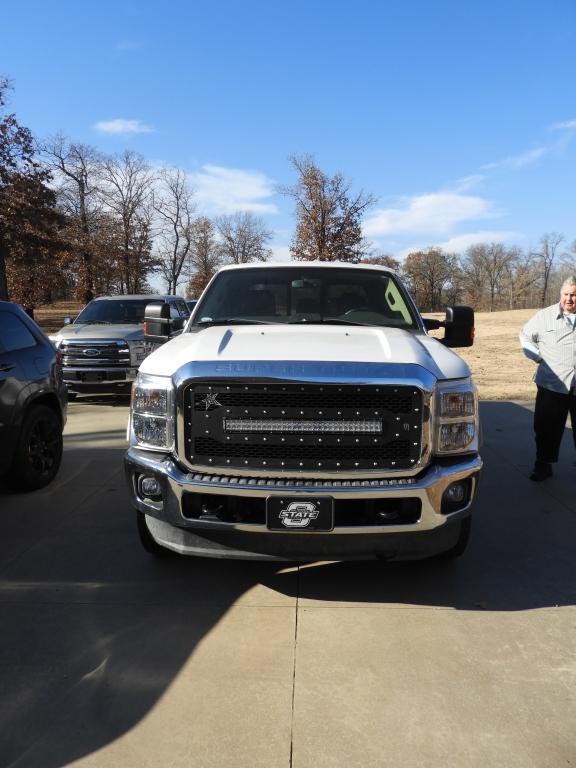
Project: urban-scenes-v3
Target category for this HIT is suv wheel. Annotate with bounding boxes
[11,405,63,491]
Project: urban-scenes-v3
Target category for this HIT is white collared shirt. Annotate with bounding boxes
[519,304,576,393]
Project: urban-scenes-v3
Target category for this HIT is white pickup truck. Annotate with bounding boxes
[125,262,481,561]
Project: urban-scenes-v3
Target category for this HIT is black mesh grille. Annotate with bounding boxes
[194,437,411,460]
[182,382,423,471]
[193,390,412,413]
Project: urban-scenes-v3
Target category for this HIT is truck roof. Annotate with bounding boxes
[90,294,180,301]
[215,261,396,275]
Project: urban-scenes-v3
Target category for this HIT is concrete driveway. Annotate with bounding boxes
[0,399,575,767]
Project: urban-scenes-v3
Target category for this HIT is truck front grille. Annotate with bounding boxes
[182,382,424,471]
[61,340,130,367]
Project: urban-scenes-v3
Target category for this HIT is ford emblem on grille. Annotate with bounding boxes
[83,348,100,357]
[199,392,222,410]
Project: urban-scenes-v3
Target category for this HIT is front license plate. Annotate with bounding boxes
[266,497,334,532]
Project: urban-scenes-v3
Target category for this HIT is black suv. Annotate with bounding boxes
[0,301,67,490]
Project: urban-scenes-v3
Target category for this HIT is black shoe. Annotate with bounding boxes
[530,461,553,481]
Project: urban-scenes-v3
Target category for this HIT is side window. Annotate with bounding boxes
[169,302,181,320]
[0,311,38,353]
[177,300,190,318]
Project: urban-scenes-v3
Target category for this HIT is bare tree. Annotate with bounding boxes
[153,167,195,294]
[460,246,487,307]
[280,154,376,261]
[99,151,156,293]
[532,232,564,306]
[464,243,518,311]
[360,253,401,271]
[502,250,539,309]
[215,211,272,264]
[402,248,459,311]
[188,216,222,296]
[42,134,104,302]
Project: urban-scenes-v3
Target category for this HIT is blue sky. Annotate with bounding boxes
[2,0,576,263]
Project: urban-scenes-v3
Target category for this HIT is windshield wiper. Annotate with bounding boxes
[287,318,373,327]
[195,318,274,327]
[78,320,112,325]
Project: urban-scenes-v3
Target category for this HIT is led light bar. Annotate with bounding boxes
[224,418,382,434]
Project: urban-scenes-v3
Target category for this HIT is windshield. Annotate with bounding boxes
[192,267,418,329]
[74,298,162,325]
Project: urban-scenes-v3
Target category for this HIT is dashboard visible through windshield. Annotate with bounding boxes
[193,268,418,329]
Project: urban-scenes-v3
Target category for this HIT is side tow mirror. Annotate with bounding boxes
[143,302,172,343]
[63,316,73,325]
[443,305,475,348]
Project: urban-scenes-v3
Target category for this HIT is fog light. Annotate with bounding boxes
[445,482,465,503]
[441,480,471,515]
[139,475,161,499]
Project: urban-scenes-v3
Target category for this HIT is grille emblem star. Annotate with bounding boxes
[200,392,222,410]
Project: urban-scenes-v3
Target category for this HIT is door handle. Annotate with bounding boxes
[0,363,15,372]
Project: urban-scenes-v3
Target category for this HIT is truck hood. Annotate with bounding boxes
[139,324,470,381]
[51,324,144,342]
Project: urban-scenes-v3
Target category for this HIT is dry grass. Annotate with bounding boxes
[35,301,83,334]
[35,302,538,401]
[449,309,536,401]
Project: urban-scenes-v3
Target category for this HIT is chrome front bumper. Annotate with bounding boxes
[125,448,482,560]
[64,367,138,388]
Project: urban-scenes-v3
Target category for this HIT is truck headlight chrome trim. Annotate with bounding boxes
[130,373,175,451]
[434,379,478,455]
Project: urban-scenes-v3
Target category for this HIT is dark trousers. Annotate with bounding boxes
[534,385,576,463]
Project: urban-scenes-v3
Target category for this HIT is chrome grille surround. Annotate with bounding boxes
[174,361,435,479]
[60,339,131,367]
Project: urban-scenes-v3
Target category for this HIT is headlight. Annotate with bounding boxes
[127,340,155,366]
[435,379,478,454]
[49,336,61,349]
[130,373,175,450]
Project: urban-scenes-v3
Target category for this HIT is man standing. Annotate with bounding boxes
[520,277,576,480]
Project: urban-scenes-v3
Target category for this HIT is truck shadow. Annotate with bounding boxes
[0,401,574,766]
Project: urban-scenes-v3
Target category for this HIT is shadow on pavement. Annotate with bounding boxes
[0,400,574,766]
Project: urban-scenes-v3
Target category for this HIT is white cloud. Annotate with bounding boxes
[190,164,278,214]
[395,231,523,259]
[549,118,576,131]
[436,231,524,252]
[481,146,548,171]
[94,118,155,135]
[363,191,497,237]
[453,174,485,192]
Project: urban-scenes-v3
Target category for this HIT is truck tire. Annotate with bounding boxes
[11,405,63,491]
[136,511,171,557]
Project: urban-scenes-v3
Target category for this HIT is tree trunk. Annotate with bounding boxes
[0,236,9,301]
